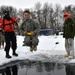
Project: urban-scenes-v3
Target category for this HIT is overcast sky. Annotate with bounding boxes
[0,0,75,10]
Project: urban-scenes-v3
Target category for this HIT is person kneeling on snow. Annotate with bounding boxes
[63,12,75,59]
[20,10,40,52]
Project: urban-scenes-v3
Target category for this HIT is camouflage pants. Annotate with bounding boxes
[0,32,4,47]
[24,36,39,47]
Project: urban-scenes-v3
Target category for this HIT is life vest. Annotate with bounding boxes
[2,17,17,32]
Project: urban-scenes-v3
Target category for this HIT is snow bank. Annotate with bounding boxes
[0,35,75,66]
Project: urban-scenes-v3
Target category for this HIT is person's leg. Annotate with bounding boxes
[22,37,26,46]
[69,38,74,57]
[12,65,18,75]
[65,38,70,57]
[25,36,31,46]
[0,34,1,48]
[32,36,39,51]
[1,34,4,48]
[10,32,18,56]
[29,37,34,52]
[24,36,33,52]
[5,67,11,75]
[4,33,11,58]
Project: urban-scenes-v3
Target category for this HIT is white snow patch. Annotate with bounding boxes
[0,35,75,66]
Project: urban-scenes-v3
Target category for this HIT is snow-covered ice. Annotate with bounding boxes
[0,35,75,66]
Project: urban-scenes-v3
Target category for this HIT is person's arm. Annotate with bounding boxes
[63,21,66,38]
[20,22,27,36]
[12,17,19,22]
[0,19,3,31]
[33,21,40,35]
[71,19,75,35]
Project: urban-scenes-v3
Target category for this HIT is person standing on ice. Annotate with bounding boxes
[63,12,75,59]
[0,10,20,58]
[20,10,40,52]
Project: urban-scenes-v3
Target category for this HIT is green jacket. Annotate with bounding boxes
[63,18,75,39]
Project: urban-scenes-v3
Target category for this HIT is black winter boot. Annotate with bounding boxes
[6,55,12,58]
[13,53,18,56]
[13,51,18,56]
[6,51,12,58]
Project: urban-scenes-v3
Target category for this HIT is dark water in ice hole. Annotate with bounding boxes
[0,60,75,75]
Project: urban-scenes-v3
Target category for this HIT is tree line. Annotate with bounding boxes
[0,2,75,32]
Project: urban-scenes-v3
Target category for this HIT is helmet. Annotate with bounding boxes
[3,10,10,16]
[3,10,11,20]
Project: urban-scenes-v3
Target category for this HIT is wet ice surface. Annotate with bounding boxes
[0,60,66,75]
[0,60,75,75]
[0,54,72,75]
[0,53,74,75]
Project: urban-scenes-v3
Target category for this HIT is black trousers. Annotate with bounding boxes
[4,31,17,54]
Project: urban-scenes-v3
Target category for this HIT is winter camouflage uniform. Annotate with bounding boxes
[63,18,75,57]
[20,19,40,48]
[0,31,4,48]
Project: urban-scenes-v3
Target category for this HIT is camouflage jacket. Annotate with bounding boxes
[20,19,40,36]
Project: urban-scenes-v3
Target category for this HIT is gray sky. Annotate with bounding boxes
[0,0,75,10]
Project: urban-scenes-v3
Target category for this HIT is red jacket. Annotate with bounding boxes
[0,19,2,31]
[1,17,17,32]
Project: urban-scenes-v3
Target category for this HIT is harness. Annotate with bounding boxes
[3,18,17,28]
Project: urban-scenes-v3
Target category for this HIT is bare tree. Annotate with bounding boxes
[48,4,55,29]
[35,2,42,27]
[17,9,23,24]
[42,2,49,28]
[54,4,63,31]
